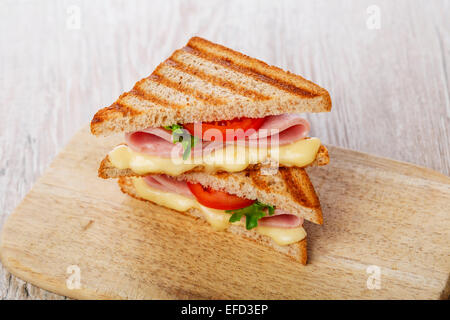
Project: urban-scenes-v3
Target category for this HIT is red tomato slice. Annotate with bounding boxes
[187,182,255,210]
[184,117,265,141]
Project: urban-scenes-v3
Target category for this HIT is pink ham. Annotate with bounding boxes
[138,127,174,141]
[125,130,182,157]
[143,174,194,198]
[258,212,304,228]
[143,174,303,228]
[125,114,310,158]
[248,114,310,142]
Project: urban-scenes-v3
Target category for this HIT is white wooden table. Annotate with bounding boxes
[0,0,448,299]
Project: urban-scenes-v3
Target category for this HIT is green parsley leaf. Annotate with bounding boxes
[225,201,275,230]
[229,211,243,223]
[164,124,199,160]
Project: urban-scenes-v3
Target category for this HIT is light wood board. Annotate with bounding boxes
[0,126,449,300]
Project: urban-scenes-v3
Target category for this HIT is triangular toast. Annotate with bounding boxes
[91,36,331,136]
[118,174,309,264]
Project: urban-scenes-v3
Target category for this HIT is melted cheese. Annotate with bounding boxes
[109,137,321,176]
[255,226,306,246]
[132,177,306,245]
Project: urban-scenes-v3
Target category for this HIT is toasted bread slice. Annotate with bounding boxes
[91,36,331,136]
[98,144,329,182]
[118,176,308,264]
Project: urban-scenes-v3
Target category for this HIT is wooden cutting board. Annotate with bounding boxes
[0,126,449,300]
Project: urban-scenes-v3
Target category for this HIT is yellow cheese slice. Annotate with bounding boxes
[109,137,321,176]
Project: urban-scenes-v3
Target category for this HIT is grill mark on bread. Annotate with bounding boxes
[150,69,226,106]
[188,37,323,99]
[132,81,183,109]
[166,55,269,101]
[279,168,320,210]
[91,100,141,125]
[91,37,332,136]
[183,45,318,98]
[248,170,271,192]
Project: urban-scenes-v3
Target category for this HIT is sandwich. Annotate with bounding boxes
[118,168,321,264]
[91,37,331,264]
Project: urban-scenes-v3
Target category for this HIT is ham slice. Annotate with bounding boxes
[125,114,310,158]
[125,130,183,157]
[258,213,303,228]
[143,174,303,228]
[143,174,194,198]
[248,114,310,140]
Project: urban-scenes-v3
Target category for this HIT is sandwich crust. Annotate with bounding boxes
[118,176,307,264]
[91,36,331,136]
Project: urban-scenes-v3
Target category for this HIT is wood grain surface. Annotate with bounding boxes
[1,125,449,300]
[0,0,449,299]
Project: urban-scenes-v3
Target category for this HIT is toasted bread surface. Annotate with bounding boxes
[118,176,307,264]
[91,36,331,136]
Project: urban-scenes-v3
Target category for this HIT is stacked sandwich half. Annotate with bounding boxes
[91,37,331,264]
